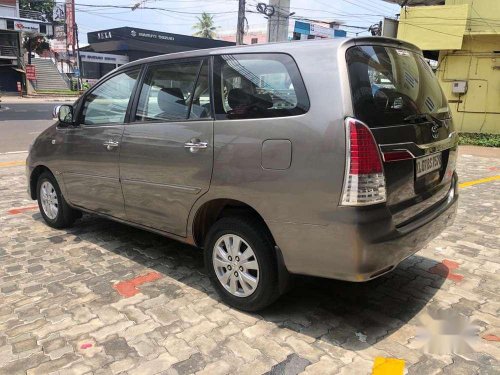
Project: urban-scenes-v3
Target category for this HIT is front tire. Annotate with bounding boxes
[205,216,281,311]
[37,171,78,229]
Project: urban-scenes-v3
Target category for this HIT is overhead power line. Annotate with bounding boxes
[60,2,238,15]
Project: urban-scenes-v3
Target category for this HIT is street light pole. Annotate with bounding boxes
[236,0,245,45]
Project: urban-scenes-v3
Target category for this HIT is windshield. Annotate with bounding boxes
[346,45,449,127]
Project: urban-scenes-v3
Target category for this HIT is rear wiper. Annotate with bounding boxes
[403,114,433,123]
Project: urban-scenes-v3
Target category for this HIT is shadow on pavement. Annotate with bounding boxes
[35,212,446,351]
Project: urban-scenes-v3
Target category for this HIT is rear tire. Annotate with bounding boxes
[205,216,281,311]
[36,171,78,229]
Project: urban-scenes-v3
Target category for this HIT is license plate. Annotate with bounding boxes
[416,153,442,178]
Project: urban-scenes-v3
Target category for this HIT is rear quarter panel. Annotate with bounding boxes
[188,43,352,270]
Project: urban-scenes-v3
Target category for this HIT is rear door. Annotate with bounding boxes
[119,58,213,236]
[61,68,141,218]
[346,44,457,226]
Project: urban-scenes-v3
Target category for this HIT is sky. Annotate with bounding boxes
[74,0,401,46]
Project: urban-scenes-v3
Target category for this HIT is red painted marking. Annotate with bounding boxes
[80,343,93,349]
[113,271,162,298]
[8,205,38,215]
[428,259,464,283]
[483,334,500,342]
[488,167,499,171]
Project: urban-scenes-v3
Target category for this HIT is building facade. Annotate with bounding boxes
[390,0,500,134]
[217,28,268,45]
[83,27,234,79]
[0,0,53,92]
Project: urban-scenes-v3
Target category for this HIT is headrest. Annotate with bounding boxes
[228,88,252,109]
[158,87,186,112]
[254,93,273,109]
[228,88,273,110]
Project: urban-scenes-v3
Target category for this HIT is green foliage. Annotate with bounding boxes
[192,12,217,39]
[459,133,500,148]
[23,35,50,55]
[19,0,55,21]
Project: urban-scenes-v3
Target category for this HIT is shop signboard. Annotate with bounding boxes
[53,3,66,22]
[65,0,75,47]
[14,21,39,33]
[55,25,66,41]
[26,65,37,81]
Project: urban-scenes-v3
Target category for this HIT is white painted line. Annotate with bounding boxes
[0,150,28,155]
[28,131,41,135]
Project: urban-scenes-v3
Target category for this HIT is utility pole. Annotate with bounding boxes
[236,0,245,45]
[75,23,83,88]
[268,0,290,43]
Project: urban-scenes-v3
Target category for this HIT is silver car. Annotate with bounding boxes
[27,37,458,311]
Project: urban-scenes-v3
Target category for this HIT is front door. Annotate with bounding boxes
[61,68,141,218]
[119,58,213,236]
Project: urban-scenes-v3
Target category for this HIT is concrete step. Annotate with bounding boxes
[31,59,70,90]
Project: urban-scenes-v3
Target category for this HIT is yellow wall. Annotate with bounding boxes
[397,0,500,134]
[445,0,500,34]
[397,4,469,50]
[437,36,500,134]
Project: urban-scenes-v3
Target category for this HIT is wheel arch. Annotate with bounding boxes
[191,198,275,249]
[192,197,291,294]
[29,165,52,200]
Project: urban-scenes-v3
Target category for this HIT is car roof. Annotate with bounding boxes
[116,36,421,72]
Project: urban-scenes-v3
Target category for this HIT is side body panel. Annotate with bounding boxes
[119,119,214,236]
[60,125,125,218]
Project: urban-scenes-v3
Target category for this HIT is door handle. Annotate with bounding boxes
[184,141,208,153]
[103,140,119,151]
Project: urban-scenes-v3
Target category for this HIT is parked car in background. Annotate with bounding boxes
[26,37,458,311]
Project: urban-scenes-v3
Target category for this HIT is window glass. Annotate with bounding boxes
[190,60,212,120]
[346,46,449,127]
[81,69,140,125]
[136,59,211,122]
[214,54,309,120]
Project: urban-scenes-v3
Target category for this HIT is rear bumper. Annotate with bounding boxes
[272,176,458,281]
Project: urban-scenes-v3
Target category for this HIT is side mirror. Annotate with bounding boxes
[53,105,74,125]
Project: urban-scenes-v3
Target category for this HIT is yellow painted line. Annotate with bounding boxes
[459,175,500,188]
[372,357,405,375]
[0,160,25,167]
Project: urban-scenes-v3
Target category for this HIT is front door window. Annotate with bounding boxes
[81,70,140,125]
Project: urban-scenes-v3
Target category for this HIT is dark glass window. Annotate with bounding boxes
[346,45,449,127]
[213,53,309,120]
[135,59,211,122]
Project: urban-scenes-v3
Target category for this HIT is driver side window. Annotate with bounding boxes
[81,69,140,125]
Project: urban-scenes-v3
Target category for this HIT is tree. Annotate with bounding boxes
[19,0,55,22]
[192,12,217,39]
[23,34,50,63]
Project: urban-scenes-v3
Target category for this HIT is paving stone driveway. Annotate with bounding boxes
[0,151,499,375]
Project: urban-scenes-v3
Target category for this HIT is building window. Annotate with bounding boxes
[251,38,258,44]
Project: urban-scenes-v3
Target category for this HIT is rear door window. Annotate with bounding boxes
[346,45,449,127]
[135,59,211,122]
[213,53,309,120]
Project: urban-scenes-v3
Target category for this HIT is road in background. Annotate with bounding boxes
[0,100,74,153]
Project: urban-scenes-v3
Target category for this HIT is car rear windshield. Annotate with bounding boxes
[346,45,449,127]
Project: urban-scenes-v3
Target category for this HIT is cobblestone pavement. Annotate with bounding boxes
[0,151,499,375]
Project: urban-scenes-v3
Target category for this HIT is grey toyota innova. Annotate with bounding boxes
[27,37,458,311]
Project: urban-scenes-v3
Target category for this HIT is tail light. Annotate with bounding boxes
[341,118,386,206]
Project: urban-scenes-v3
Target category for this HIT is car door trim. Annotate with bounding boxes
[120,178,202,194]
